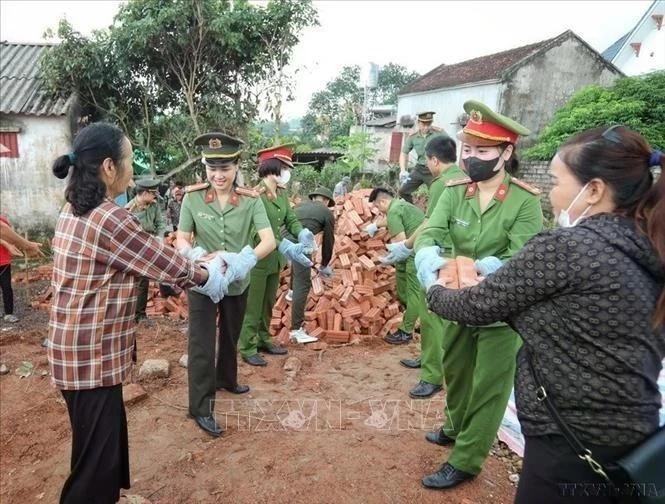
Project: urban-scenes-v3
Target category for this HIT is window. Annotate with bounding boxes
[0,132,19,158]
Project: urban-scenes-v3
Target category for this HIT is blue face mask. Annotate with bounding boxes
[556,183,591,228]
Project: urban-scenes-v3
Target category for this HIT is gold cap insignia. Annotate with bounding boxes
[209,138,222,149]
[469,110,483,124]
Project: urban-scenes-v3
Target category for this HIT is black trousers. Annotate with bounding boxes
[515,434,639,504]
[398,164,434,203]
[187,289,248,417]
[135,277,149,319]
[60,385,130,504]
[0,264,13,315]
[290,259,312,330]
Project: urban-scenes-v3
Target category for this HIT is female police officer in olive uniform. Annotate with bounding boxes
[238,145,315,366]
[176,133,276,437]
[415,100,543,489]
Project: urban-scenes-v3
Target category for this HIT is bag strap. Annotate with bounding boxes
[524,347,612,482]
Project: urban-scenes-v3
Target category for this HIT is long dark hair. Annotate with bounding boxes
[559,125,665,326]
[52,123,126,216]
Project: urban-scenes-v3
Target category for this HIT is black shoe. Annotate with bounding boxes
[409,381,442,399]
[422,462,475,489]
[218,384,250,394]
[192,415,223,437]
[425,429,455,446]
[259,343,287,355]
[242,354,267,367]
[400,357,421,368]
[384,330,412,345]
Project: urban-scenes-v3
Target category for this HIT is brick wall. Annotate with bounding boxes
[519,160,553,217]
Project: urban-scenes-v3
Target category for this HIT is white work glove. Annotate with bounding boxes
[365,223,379,237]
[179,245,207,263]
[298,228,316,253]
[219,246,258,284]
[415,246,447,290]
[475,256,503,276]
[399,171,410,185]
[191,255,228,303]
[318,265,333,278]
[278,239,313,267]
[379,241,412,265]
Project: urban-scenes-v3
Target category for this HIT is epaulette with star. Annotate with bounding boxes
[446,177,472,187]
[510,177,541,195]
[235,186,260,198]
[184,182,210,193]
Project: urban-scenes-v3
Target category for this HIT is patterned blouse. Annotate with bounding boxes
[427,213,665,445]
[48,200,206,390]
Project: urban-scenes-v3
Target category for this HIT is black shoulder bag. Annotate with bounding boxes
[525,348,665,504]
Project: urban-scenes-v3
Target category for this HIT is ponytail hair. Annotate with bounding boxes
[559,125,665,327]
[52,122,126,217]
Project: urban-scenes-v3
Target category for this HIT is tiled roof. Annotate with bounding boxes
[400,31,570,95]
[0,42,72,116]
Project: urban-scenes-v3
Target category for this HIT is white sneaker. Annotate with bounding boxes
[3,314,18,323]
[285,290,293,302]
[289,329,318,344]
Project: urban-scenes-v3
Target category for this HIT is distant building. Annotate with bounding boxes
[602,0,664,76]
[396,30,622,152]
[1,42,76,230]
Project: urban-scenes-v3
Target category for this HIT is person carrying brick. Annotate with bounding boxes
[414,100,543,490]
[285,186,336,344]
[238,144,316,367]
[368,188,446,399]
[375,135,464,398]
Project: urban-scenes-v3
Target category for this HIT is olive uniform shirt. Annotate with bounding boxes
[416,173,543,261]
[125,197,167,237]
[402,128,448,167]
[387,198,425,240]
[253,181,303,273]
[178,184,271,296]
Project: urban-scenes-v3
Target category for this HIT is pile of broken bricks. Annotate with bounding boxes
[271,189,403,346]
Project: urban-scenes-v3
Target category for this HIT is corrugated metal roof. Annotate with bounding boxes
[0,42,72,116]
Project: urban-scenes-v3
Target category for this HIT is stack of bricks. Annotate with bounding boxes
[13,264,53,284]
[270,189,403,346]
[437,256,481,289]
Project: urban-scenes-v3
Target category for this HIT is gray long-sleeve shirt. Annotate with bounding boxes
[427,213,665,446]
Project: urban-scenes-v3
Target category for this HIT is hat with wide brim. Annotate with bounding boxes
[257,144,295,168]
[308,187,335,207]
[194,132,244,167]
[456,100,530,146]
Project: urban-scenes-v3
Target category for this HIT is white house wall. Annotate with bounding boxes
[0,115,68,230]
[613,12,665,76]
[396,82,501,162]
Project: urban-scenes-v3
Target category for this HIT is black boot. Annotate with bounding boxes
[425,429,455,446]
[384,330,412,345]
[400,357,421,368]
[242,354,267,367]
[422,462,475,489]
[409,381,442,398]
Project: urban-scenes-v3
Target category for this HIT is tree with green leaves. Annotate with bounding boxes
[301,63,420,146]
[524,71,665,160]
[40,0,317,175]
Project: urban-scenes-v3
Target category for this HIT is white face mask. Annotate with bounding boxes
[277,169,291,186]
[557,183,591,228]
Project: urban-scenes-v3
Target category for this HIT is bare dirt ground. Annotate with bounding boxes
[1,282,517,504]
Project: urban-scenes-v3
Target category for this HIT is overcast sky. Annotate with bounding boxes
[1,0,651,119]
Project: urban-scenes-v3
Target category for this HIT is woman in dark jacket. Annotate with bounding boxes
[426,125,665,504]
